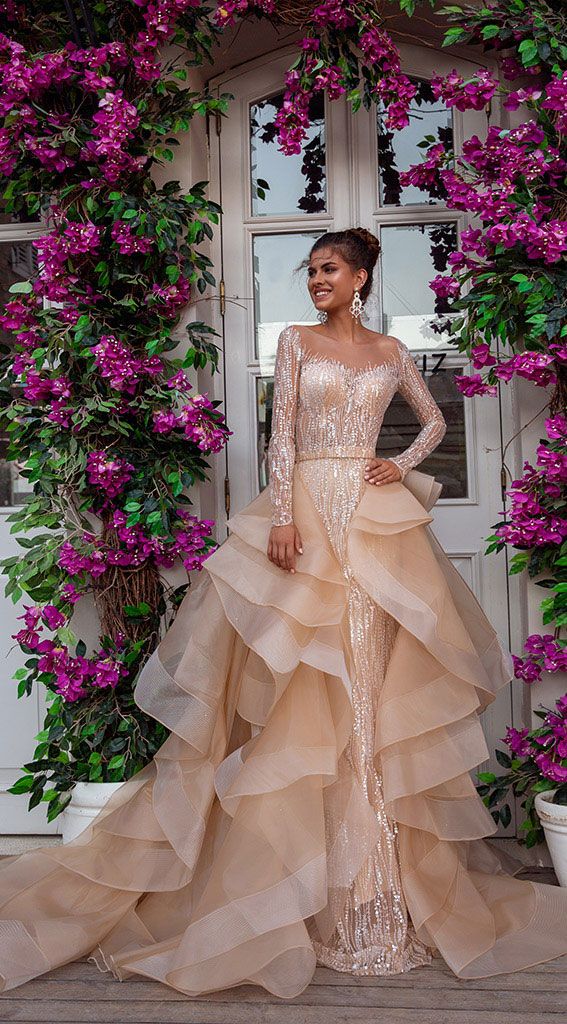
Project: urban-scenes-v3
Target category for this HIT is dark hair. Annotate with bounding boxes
[305,227,381,303]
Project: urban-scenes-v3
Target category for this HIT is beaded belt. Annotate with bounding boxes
[296,446,376,462]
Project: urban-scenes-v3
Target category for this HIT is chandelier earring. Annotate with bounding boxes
[350,289,364,322]
[317,310,328,323]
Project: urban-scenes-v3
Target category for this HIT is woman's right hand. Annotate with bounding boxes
[267,523,303,574]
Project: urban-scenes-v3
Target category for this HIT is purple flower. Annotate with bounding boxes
[431,68,498,112]
[503,726,534,758]
[92,335,163,394]
[111,219,154,255]
[41,604,66,630]
[454,373,498,397]
[86,450,135,499]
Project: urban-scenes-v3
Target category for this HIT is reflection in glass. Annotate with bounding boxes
[250,91,326,217]
[378,357,467,499]
[0,239,37,506]
[253,231,324,368]
[377,76,454,207]
[380,221,458,348]
[256,375,271,494]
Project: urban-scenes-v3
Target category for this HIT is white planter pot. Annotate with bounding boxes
[535,789,567,886]
[60,781,125,844]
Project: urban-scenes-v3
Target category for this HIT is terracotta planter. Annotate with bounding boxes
[60,781,125,844]
[535,789,567,886]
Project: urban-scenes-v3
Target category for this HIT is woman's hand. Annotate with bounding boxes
[363,457,402,485]
[267,523,303,574]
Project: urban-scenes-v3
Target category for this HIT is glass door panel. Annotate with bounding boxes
[378,359,468,499]
[250,92,326,217]
[253,230,325,368]
[379,221,458,349]
[377,76,454,207]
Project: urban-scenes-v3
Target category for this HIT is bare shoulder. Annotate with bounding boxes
[381,334,411,362]
[363,331,407,358]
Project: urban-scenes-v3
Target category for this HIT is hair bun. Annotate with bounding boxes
[348,227,380,265]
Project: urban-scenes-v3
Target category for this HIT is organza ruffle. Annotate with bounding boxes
[1,467,567,997]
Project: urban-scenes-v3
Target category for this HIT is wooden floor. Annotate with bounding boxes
[1,868,566,1023]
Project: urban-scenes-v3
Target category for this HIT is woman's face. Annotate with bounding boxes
[307,246,367,317]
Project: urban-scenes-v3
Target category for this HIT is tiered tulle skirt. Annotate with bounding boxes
[1,461,567,998]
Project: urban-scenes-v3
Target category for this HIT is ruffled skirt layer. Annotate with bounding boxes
[1,464,567,998]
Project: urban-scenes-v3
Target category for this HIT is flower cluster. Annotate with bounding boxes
[503,693,567,786]
[401,64,567,400]
[431,68,498,112]
[37,643,129,703]
[111,219,154,255]
[13,603,67,649]
[513,635,567,684]
[0,39,149,184]
[86,451,136,500]
[84,89,145,183]
[57,509,217,581]
[32,222,101,301]
[213,1,275,28]
[92,335,163,394]
[152,392,233,452]
[148,275,192,317]
[455,350,559,398]
[494,414,567,551]
[212,2,418,155]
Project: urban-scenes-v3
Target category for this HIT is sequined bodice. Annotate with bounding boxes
[267,325,447,527]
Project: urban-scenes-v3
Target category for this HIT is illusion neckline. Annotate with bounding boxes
[301,323,392,349]
[288,325,402,377]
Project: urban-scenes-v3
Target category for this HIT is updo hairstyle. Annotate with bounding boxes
[307,227,381,303]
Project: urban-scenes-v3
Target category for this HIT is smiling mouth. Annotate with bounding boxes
[314,290,331,298]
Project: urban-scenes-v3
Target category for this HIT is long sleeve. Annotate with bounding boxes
[267,326,302,527]
[388,341,447,481]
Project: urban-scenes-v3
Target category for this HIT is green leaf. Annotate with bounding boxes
[495,749,512,769]
[499,804,512,828]
[8,281,33,294]
[165,265,180,284]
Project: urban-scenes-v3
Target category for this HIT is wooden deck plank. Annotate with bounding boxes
[3,976,567,1011]
[1,1002,566,1024]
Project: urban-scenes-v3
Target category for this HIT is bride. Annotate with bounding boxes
[1,227,567,998]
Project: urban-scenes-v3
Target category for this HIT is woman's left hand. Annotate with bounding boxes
[363,457,402,485]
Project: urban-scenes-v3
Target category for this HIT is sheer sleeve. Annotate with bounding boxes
[388,341,447,481]
[267,325,302,527]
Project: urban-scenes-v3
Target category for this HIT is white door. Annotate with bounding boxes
[0,220,59,834]
[209,45,518,831]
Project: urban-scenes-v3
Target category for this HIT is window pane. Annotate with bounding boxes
[253,231,324,368]
[380,221,458,348]
[378,358,467,499]
[250,92,327,216]
[377,77,453,207]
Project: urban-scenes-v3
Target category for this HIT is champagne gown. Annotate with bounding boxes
[1,323,567,998]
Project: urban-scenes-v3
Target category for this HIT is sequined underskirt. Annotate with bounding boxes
[297,457,435,975]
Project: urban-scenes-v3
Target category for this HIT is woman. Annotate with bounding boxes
[1,227,567,998]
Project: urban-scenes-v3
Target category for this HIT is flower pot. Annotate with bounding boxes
[60,781,125,844]
[535,789,567,886]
